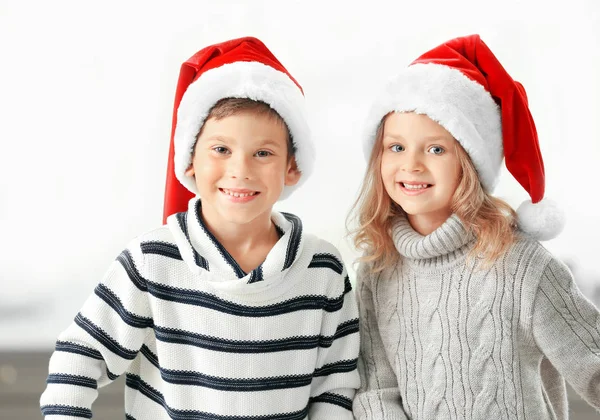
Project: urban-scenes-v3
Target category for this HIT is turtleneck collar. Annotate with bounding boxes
[392,214,475,271]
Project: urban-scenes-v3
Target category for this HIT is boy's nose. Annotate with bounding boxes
[227,154,252,179]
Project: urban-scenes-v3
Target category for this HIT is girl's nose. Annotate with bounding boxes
[401,151,424,172]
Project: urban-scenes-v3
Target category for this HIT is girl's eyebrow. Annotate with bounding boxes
[421,135,454,142]
[383,133,453,142]
[383,133,404,140]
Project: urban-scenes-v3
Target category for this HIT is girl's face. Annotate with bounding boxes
[380,112,461,232]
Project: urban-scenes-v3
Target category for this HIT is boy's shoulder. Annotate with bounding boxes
[292,231,350,290]
[122,222,180,258]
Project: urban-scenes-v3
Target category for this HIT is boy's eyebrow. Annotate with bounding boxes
[205,135,234,143]
[257,139,285,148]
[202,136,285,149]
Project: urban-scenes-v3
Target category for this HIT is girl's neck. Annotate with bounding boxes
[407,210,452,236]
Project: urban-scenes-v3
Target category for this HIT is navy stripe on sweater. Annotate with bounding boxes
[140,241,183,260]
[41,405,92,419]
[139,345,351,392]
[116,250,148,292]
[146,280,348,316]
[55,340,119,381]
[139,345,310,391]
[46,373,97,389]
[55,341,103,360]
[159,368,311,392]
[309,392,353,411]
[152,318,358,353]
[247,264,264,284]
[94,284,153,329]
[125,374,310,420]
[281,212,302,271]
[175,211,210,271]
[308,253,344,275]
[74,313,138,360]
[313,359,358,377]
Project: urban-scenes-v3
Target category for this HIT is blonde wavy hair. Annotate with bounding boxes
[348,114,518,273]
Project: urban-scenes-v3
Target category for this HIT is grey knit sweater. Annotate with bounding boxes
[352,215,600,419]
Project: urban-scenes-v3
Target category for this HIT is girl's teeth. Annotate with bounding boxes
[402,183,428,190]
[223,189,256,197]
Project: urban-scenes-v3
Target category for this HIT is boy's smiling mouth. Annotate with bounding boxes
[219,188,259,199]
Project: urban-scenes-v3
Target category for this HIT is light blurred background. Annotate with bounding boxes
[1,0,599,418]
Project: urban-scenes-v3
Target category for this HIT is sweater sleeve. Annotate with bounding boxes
[532,256,600,411]
[352,264,408,420]
[40,240,152,419]
[308,257,361,420]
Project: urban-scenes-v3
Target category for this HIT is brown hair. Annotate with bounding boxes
[196,97,296,159]
[348,115,517,273]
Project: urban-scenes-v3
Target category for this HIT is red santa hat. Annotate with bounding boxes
[163,36,314,223]
[362,34,565,241]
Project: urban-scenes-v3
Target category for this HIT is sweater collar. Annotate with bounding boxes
[168,198,304,285]
[392,214,474,270]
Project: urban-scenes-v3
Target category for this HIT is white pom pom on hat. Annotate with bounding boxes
[362,34,565,241]
[516,198,566,241]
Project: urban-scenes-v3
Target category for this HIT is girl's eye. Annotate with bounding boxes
[390,144,404,153]
[429,146,445,155]
[213,146,230,154]
[255,150,272,157]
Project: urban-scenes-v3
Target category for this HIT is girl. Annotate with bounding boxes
[350,34,600,419]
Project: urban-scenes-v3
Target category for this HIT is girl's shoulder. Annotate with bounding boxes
[500,232,567,286]
[504,231,556,263]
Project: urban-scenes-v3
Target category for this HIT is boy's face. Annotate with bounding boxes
[380,112,461,227]
[185,111,300,229]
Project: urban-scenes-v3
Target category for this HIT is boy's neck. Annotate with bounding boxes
[200,206,280,274]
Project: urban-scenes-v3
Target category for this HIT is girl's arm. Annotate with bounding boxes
[533,256,600,410]
[39,239,152,419]
[352,264,408,420]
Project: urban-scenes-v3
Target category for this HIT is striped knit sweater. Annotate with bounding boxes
[40,198,360,419]
[353,214,600,420]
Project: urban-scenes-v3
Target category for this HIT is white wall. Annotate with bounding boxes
[1,0,599,350]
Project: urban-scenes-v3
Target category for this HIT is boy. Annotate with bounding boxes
[40,37,360,419]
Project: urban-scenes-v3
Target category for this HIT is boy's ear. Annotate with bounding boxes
[184,164,195,177]
[285,157,301,186]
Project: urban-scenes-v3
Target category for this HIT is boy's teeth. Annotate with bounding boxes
[402,183,428,190]
[223,189,256,197]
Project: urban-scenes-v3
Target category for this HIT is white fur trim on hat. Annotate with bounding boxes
[516,198,566,241]
[174,61,314,200]
[363,63,503,192]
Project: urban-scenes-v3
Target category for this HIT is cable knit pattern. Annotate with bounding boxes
[353,215,600,420]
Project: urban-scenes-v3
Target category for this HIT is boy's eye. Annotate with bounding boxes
[255,150,272,157]
[213,146,230,154]
[390,144,404,153]
[428,146,445,155]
